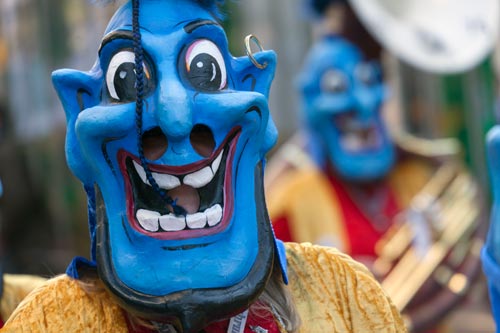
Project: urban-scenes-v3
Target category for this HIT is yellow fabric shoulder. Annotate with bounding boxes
[3,246,407,333]
[1,274,46,323]
[267,168,349,251]
[266,150,433,252]
[3,275,128,333]
[285,242,407,333]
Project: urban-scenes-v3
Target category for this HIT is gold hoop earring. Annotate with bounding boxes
[244,34,268,70]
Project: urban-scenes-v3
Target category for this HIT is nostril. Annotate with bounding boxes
[190,124,215,158]
[142,127,168,160]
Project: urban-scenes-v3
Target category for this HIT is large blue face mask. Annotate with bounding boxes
[299,37,395,182]
[52,1,283,331]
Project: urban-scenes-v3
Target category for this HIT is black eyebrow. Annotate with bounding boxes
[183,19,220,33]
[99,30,134,55]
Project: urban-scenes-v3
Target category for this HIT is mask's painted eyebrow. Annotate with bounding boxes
[183,19,220,33]
[99,30,134,55]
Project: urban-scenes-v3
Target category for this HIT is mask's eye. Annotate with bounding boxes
[106,50,154,103]
[184,39,227,92]
[320,69,349,93]
[355,63,381,86]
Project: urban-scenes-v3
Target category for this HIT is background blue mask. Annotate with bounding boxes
[298,36,395,182]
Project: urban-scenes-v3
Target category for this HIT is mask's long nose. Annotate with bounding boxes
[354,89,380,125]
[132,0,186,216]
[155,77,193,142]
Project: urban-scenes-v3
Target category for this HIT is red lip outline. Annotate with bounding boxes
[119,127,241,240]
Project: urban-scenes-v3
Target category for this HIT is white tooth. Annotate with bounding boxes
[211,150,224,175]
[341,133,364,152]
[136,209,160,232]
[183,166,214,188]
[186,212,207,229]
[154,172,181,190]
[133,160,181,189]
[133,161,149,184]
[206,204,223,227]
[159,214,186,232]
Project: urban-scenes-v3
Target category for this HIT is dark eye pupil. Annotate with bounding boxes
[187,53,222,91]
[113,62,137,101]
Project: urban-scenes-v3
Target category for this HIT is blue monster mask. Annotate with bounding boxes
[52,1,285,331]
[298,36,395,182]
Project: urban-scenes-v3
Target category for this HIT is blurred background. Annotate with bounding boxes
[0,0,498,330]
[0,1,122,275]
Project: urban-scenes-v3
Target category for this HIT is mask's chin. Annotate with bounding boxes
[94,161,274,333]
[328,142,395,182]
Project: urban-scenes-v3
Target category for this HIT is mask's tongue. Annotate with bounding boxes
[167,184,200,214]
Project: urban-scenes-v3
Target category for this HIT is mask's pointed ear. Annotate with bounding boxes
[232,50,277,98]
[52,68,101,185]
[232,50,279,156]
[52,69,101,119]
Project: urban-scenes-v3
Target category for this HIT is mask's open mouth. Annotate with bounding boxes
[333,112,383,153]
[119,127,241,240]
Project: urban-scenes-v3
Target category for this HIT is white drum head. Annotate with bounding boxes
[348,0,499,73]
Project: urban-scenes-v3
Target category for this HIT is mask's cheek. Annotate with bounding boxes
[193,91,268,137]
[75,104,136,169]
[235,108,271,160]
[76,104,137,142]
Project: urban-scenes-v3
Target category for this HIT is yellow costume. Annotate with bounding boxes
[3,243,406,333]
[0,274,46,325]
[266,136,484,332]
[266,140,433,254]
